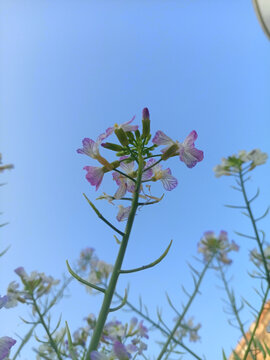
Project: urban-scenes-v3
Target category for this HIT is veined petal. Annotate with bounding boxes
[0,337,16,360]
[114,182,127,199]
[152,131,174,146]
[119,157,134,174]
[182,130,198,147]
[84,166,105,190]
[179,147,204,168]
[120,116,138,132]
[116,205,131,222]
[77,138,98,158]
[160,170,178,191]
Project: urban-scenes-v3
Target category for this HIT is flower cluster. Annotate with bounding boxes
[173,317,201,343]
[77,108,203,221]
[77,248,114,293]
[197,231,239,265]
[5,267,60,308]
[213,149,268,177]
[250,246,270,272]
[91,317,149,360]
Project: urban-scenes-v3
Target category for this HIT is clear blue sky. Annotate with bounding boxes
[1,0,270,359]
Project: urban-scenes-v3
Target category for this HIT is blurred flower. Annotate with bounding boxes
[213,149,268,177]
[116,205,131,222]
[145,159,178,191]
[174,317,201,343]
[198,231,239,265]
[250,246,270,271]
[0,337,16,360]
[87,260,113,294]
[0,296,8,309]
[77,248,97,272]
[152,130,203,168]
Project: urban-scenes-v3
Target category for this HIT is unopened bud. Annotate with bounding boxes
[142,107,150,138]
[142,107,150,120]
[115,128,129,146]
[101,142,123,152]
[161,144,179,160]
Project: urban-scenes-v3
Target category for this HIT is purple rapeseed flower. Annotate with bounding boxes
[146,159,178,191]
[105,116,139,137]
[83,166,105,191]
[152,130,203,168]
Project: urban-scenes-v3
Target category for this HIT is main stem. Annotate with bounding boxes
[86,154,144,359]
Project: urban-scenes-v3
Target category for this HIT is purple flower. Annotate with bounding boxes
[105,116,139,137]
[113,341,131,360]
[112,157,153,199]
[137,321,149,339]
[152,130,203,168]
[117,205,131,222]
[14,267,27,278]
[84,166,105,191]
[0,296,8,309]
[146,159,178,191]
[77,134,112,169]
[90,352,108,360]
[0,337,16,360]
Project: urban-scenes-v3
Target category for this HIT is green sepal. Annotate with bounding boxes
[135,129,141,139]
[115,128,129,146]
[142,118,150,139]
[101,142,123,151]
[161,144,179,160]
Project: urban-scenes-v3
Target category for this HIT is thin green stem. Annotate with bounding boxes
[86,153,144,358]
[239,171,270,284]
[156,256,213,360]
[242,284,270,360]
[31,295,63,360]
[217,261,256,360]
[113,168,136,183]
[143,157,162,173]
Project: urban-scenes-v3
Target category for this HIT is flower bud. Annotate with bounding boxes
[161,144,179,160]
[101,142,123,151]
[115,128,129,146]
[142,107,150,139]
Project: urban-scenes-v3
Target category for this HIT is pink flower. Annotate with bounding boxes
[113,341,131,360]
[146,159,178,191]
[105,116,139,137]
[112,157,153,199]
[117,205,131,222]
[84,166,105,191]
[77,133,112,169]
[152,130,203,168]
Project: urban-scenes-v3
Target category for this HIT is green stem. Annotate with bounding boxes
[156,256,213,360]
[239,171,270,284]
[31,295,63,360]
[86,154,144,358]
[217,261,256,360]
[242,284,270,360]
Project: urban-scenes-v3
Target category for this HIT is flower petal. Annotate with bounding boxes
[152,131,174,146]
[84,166,104,190]
[0,337,16,360]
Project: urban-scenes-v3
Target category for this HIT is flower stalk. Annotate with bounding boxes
[86,153,144,358]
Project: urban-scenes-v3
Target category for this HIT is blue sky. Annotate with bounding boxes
[1,0,270,359]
